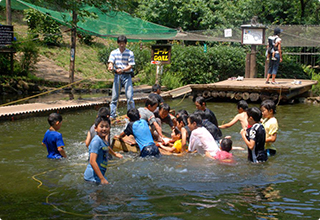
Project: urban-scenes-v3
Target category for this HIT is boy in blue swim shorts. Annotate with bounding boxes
[42,113,67,159]
[116,108,161,158]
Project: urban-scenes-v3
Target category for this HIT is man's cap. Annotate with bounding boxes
[274,27,283,35]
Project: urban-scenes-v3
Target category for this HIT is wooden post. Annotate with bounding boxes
[249,45,257,78]
[245,53,250,78]
[6,0,12,25]
[6,0,14,75]
[155,64,160,84]
[69,10,77,84]
[241,24,266,79]
[264,59,269,78]
[68,10,77,100]
[155,64,163,84]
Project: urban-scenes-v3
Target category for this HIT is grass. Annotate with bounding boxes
[1,10,116,85]
[38,40,114,81]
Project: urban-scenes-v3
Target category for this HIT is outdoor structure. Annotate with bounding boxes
[0,23,15,74]
[0,79,317,121]
[188,78,317,103]
[241,24,267,78]
[1,0,319,122]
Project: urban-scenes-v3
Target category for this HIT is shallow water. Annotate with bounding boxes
[0,99,320,219]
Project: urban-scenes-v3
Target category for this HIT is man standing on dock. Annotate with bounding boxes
[108,35,136,120]
[266,27,282,85]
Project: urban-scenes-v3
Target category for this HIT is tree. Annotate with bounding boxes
[21,0,131,84]
[134,0,218,30]
[133,0,320,31]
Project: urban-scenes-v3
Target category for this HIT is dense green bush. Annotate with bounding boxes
[0,53,11,75]
[98,42,317,90]
[78,32,94,45]
[166,44,246,85]
[0,34,39,76]
[303,65,320,95]
[98,43,247,88]
[129,43,152,74]
[14,34,40,75]
[160,71,184,90]
[24,9,62,46]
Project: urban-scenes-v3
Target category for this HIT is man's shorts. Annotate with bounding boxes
[268,53,280,75]
[140,143,161,158]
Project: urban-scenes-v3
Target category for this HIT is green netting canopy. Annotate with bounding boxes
[0,0,178,40]
[2,0,320,46]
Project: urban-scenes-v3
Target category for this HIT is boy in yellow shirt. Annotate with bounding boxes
[260,100,279,156]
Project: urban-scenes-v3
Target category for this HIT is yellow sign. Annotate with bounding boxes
[151,45,171,64]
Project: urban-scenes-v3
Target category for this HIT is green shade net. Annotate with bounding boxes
[0,0,177,40]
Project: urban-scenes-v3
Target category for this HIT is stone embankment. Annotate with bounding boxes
[1,78,41,95]
[305,96,320,104]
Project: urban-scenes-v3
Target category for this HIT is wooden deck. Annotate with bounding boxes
[0,78,317,121]
[165,78,318,103]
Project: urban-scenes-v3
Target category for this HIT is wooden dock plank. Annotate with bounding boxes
[164,85,192,98]
[191,78,318,93]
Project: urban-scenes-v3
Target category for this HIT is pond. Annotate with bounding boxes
[0,98,320,219]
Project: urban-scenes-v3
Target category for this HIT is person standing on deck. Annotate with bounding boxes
[108,35,135,120]
[265,27,283,85]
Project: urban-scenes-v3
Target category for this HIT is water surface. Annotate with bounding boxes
[0,99,319,219]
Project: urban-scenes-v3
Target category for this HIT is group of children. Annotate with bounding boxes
[41,84,278,185]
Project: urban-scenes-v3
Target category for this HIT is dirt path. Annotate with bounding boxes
[33,55,82,83]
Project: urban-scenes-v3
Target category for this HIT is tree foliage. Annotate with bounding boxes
[133,0,320,30]
[24,9,62,45]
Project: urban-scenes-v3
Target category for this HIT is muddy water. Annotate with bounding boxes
[0,98,319,219]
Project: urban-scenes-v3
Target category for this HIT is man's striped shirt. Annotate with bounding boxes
[108,48,135,73]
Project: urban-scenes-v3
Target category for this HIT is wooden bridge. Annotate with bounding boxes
[0,78,317,121]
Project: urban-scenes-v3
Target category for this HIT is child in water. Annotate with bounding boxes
[158,127,183,154]
[138,96,164,141]
[188,113,220,158]
[42,113,67,159]
[214,138,233,162]
[117,108,161,158]
[176,113,190,152]
[240,107,268,163]
[219,100,249,130]
[84,116,122,185]
[85,107,110,147]
[260,100,278,156]
[148,83,164,106]
[154,103,175,130]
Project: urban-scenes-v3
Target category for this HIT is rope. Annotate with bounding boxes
[46,192,94,217]
[173,92,188,108]
[0,78,86,107]
[276,86,282,106]
[32,164,94,218]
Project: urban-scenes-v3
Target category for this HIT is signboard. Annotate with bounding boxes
[0,25,14,47]
[224,28,232,38]
[151,44,171,64]
[151,61,161,64]
[241,28,265,45]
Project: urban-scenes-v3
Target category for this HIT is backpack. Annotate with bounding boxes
[267,37,278,54]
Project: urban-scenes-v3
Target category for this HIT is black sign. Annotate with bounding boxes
[0,25,14,47]
[151,45,172,64]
